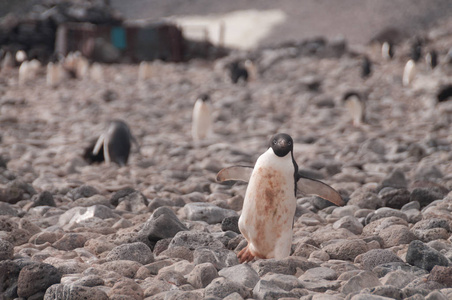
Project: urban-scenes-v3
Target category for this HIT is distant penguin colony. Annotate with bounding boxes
[216,133,343,263]
[403,59,416,87]
[381,41,394,60]
[342,91,365,126]
[90,120,138,167]
[191,93,213,142]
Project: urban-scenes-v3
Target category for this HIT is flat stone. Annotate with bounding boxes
[341,271,381,295]
[219,263,260,289]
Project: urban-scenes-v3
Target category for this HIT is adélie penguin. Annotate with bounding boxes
[216,133,344,263]
[192,93,213,143]
[92,120,140,166]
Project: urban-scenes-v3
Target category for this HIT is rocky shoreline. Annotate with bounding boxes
[1,18,452,300]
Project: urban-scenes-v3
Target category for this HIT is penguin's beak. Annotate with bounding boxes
[278,139,287,148]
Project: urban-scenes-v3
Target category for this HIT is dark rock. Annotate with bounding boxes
[361,249,403,271]
[378,188,411,209]
[427,265,452,287]
[410,188,447,207]
[17,262,61,298]
[110,188,146,207]
[411,218,450,231]
[0,239,14,261]
[68,185,99,201]
[378,169,407,191]
[0,260,20,299]
[138,206,188,248]
[31,191,56,207]
[106,242,154,265]
[153,238,171,256]
[221,216,240,234]
[406,240,449,271]
[0,202,19,216]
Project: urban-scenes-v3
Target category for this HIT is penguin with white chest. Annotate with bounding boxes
[217,133,344,263]
[92,120,140,167]
[192,93,213,143]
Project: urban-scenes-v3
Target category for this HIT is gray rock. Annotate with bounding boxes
[427,265,452,287]
[379,169,407,190]
[366,207,408,224]
[31,191,56,207]
[115,190,148,213]
[406,240,449,271]
[110,188,142,206]
[44,284,109,300]
[221,215,240,233]
[341,271,381,295]
[332,216,363,235]
[204,277,251,299]
[299,267,338,280]
[159,245,194,261]
[373,262,428,278]
[412,218,450,231]
[184,202,237,224]
[52,233,88,251]
[0,202,19,216]
[412,228,449,243]
[425,291,448,300]
[378,188,410,209]
[297,277,341,292]
[378,225,417,247]
[169,231,224,251]
[410,188,447,207]
[380,270,417,288]
[58,205,119,226]
[68,185,99,200]
[72,275,104,287]
[360,285,405,300]
[186,262,219,288]
[348,191,383,209]
[107,278,144,300]
[323,239,368,261]
[193,247,238,269]
[219,264,260,289]
[0,260,20,299]
[361,249,403,271]
[362,217,408,236]
[0,238,14,261]
[138,206,188,248]
[155,269,188,286]
[106,242,154,265]
[17,262,62,298]
[253,274,306,300]
[100,260,142,278]
[351,295,394,300]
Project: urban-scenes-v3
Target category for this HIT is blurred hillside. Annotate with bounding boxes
[110,0,452,47]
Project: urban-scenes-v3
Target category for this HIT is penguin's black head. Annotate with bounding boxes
[269,133,293,157]
[198,93,210,102]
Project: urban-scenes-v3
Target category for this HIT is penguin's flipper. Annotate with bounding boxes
[216,166,253,183]
[92,133,105,155]
[296,174,344,206]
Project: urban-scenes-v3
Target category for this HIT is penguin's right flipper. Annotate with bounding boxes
[216,166,253,183]
[296,174,345,206]
[92,133,105,156]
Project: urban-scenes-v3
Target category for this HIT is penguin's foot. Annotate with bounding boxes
[238,245,255,263]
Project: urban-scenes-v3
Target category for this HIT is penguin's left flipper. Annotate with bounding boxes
[216,166,253,183]
[92,133,105,156]
[297,174,344,206]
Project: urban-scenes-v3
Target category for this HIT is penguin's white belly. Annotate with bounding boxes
[239,149,296,259]
[192,101,212,141]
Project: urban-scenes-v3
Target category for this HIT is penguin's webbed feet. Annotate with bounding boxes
[238,245,255,263]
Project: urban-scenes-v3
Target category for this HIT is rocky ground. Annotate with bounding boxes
[0,16,452,300]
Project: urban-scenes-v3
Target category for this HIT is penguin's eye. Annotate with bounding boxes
[288,141,292,146]
[273,140,277,145]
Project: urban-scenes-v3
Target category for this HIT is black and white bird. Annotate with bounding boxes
[90,120,139,166]
[425,50,438,70]
[361,56,372,78]
[216,133,343,263]
[191,93,213,143]
[382,41,394,60]
[342,91,366,126]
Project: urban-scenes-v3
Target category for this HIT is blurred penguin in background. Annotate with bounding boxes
[410,38,422,62]
[228,60,248,84]
[192,93,213,143]
[425,50,438,69]
[361,56,372,78]
[342,91,366,127]
[88,120,139,167]
[403,59,416,87]
[382,41,394,60]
